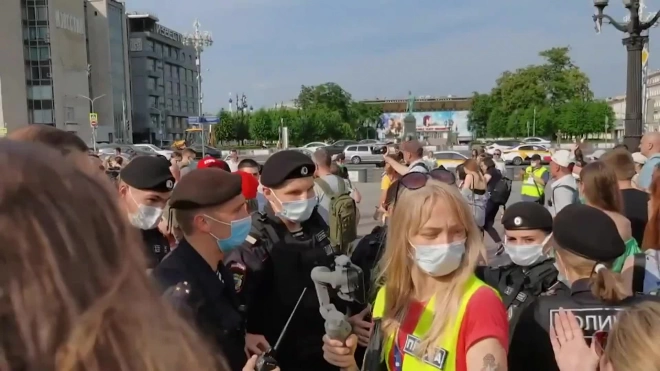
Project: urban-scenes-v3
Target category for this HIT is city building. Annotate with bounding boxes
[127,13,199,145]
[605,95,626,139]
[0,0,94,143]
[360,95,472,113]
[85,0,132,143]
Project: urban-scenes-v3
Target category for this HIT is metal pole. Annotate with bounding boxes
[533,107,536,136]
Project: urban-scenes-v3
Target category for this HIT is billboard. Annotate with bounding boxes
[378,111,471,138]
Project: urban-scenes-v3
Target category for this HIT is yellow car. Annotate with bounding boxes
[501,144,551,166]
[434,151,468,169]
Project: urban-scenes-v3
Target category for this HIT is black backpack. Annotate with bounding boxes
[490,177,513,205]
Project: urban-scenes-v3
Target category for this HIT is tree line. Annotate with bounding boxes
[467,47,615,139]
[212,83,383,146]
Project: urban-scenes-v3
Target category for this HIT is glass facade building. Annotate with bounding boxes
[127,14,198,144]
[107,1,128,142]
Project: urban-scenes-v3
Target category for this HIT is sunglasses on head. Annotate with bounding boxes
[395,168,457,202]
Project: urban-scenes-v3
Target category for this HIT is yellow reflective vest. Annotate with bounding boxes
[521,166,548,199]
[372,275,496,371]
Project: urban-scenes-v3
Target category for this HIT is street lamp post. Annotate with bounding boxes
[231,93,253,145]
[183,19,213,157]
[593,0,660,150]
[78,94,106,151]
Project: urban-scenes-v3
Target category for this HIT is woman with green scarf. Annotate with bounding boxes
[579,161,641,272]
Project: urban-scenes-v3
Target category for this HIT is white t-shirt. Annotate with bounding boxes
[227,159,239,172]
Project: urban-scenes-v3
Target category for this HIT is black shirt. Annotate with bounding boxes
[486,166,502,193]
[152,240,246,371]
[621,188,649,244]
[141,228,170,269]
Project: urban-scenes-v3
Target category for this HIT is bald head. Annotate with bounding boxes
[640,132,660,157]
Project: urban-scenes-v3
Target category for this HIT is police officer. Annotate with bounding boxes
[118,156,175,269]
[508,204,660,371]
[478,202,568,337]
[226,150,341,371]
[152,168,248,371]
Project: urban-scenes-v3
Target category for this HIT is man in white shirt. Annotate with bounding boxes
[383,139,429,175]
[545,149,578,217]
[226,149,239,172]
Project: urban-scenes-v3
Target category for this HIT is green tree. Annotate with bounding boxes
[467,92,491,138]
[249,108,275,141]
[232,113,250,145]
[296,83,353,123]
[213,110,235,144]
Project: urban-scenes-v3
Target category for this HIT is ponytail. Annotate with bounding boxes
[590,264,628,304]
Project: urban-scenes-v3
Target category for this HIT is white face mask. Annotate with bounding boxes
[504,234,552,267]
[411,239,466,277]
[128,189,164,230]
[272,193,317,222]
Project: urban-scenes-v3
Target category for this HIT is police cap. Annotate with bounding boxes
[502,201,553,232]
[120,156,175,192]
[169,168,242,210]
[260,150,315,188]
[554,204,625,262]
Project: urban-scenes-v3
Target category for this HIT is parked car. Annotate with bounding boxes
[433,151,468,169]
[344,144,387,164]
[324,140,359,156]
[358,139,382,144]
[485,140,520,155]
[501,144,551,166]
[522,137,552,146]
[132,144,174,159]
[300,141,328,152]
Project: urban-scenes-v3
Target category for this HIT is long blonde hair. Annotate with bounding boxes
[377,180,485,355]
[606,301,660,370]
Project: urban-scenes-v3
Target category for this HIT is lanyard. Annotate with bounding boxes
[393,340,403,371]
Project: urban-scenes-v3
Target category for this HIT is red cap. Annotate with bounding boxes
[236,170,259,199]
[197,156,230,171]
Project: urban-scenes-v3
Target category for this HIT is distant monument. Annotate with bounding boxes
[403,91,417,140]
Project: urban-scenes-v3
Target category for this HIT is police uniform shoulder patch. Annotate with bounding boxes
[229,262,246,292]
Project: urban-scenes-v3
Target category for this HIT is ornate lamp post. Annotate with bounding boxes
[183,19,213,156]
[593,0,660,149]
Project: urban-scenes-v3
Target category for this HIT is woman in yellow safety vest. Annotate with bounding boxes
[322,175,509,371]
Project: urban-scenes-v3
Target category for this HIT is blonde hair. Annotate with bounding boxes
[377,180,485,356]
[606,301,660,370]
[555,248,627,304]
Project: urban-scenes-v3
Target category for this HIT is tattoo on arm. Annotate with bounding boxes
[480,353,501,371]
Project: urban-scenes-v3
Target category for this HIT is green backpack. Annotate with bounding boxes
[315,177,358,254]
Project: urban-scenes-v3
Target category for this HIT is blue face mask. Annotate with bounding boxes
[205,215,252,253]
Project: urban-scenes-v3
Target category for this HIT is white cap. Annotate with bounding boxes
[632,152,647,165]
[591,149,607,160]
[550,150,575,168]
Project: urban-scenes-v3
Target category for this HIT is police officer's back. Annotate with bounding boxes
[509,204,660,371]
[118,156,175,269]
[478,202,568,342]
[152,168,248,371]
[226,150,340,371]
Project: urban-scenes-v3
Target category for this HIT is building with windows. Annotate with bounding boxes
[85,0,132,143]
[127,13,199,144]
[0,0,94,143]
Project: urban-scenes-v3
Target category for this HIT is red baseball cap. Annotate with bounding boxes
[197,156,230,171]
[236,170,259,199]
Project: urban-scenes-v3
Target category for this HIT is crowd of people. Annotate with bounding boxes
[3,124,660,371]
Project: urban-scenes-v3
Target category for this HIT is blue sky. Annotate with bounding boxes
[128,0,660,112]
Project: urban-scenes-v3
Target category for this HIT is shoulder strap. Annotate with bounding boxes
[314,178,335,197]
[633,253,647,294]
[336,177,347,194]
[418,162,430,171]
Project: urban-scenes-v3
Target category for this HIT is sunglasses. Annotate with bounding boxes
[395,169,457,203]
[494,152,501,156]
[593,331,608,357]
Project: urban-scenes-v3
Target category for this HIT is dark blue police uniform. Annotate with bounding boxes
[508,204,660,371]
[152,168,247,371]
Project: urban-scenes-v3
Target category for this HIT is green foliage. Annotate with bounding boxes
[469,46,612,138]
[213,82,385,146]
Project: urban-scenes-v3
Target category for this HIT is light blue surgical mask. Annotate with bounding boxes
[272,193,317,222]
[205,215,252,253]
[410,239,466,277]
[504,234,552,267]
